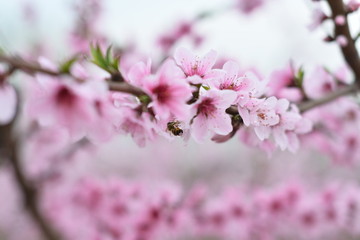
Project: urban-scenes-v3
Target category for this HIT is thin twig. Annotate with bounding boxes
[0,55,59,76]
[0,54,148,97]
[298,84,359,112]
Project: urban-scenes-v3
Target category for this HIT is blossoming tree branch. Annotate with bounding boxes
[1,0,360,240]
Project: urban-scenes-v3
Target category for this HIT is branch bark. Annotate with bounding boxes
[327,0,360,82]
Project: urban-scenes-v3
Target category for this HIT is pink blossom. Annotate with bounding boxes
[143,60,192,121]
[334,15,346,26]
[126,58,152,87]
[115,108,158,147]
[211,61,259,104]
[238,97,280,129]
[303,67,336,99]
[272,102,312,152]
[334,65,352,84]
[308,8,327,31]
[174,47,220,84]
[85,82,120,143]
[267,65,303,102]
[239,96,312,151]
[157,21,197,52]
[347,0,360,11]
[36,177,360,240]
[27,75,98,140]
[236,0,265,14]
[336,35,348,47]
[190,89,237,143]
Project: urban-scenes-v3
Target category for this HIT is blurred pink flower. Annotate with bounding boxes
[236,0,265,14]
[267,65,303,102]
[303,67,336,99]
[27,75,98,140]
[308,8,328,31]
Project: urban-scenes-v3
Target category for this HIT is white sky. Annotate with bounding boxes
[0,0,350,74]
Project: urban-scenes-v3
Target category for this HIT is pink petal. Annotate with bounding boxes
[208,111,233,135]
[223,61,239,79]
[197,50,217,75]
[186,75,203,84]
[191,115,208,143]
[174,47,195,75]
[263,96,278,109]
[127,60,151,86]
[287,132,300,153]
[276,98,290,113]
[157,59,184,83]
[254,125,271,140]
[214,90,237,108]
[238,106,251,126]
[295,118,313,134]
[273,127,288,150]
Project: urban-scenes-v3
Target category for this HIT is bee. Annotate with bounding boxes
[167,121,184,136]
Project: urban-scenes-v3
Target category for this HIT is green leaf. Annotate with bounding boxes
[90,44,107,70]
[90,44,120,74]
[105,45,112,64]
[294,67,304,88]
[59,56,78,74]
[202,85,210,90]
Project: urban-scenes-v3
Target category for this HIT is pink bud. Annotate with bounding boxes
[336,35,348,47]
[335,15,346,26]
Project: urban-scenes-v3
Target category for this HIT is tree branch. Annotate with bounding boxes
[0,53,359,117]
[327,0,360,83]
[0,55,59,76]
[9,138,62,240]
[0,54,147,97]
[0,91,62,240]
[298,84,359,112]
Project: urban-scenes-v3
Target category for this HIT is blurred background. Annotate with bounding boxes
[1,0,359,194]
[3,0,360,239]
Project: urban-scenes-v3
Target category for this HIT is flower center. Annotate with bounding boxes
[55,86,76,107]
[197,98,216,117]
[152,84,171,103]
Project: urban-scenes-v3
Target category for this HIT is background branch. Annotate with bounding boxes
[298,84,359,112]
[327,0,360,82]
[0,92,62,240]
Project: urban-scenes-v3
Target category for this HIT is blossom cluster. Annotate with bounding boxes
[302,65,360,164]
[39,177,360,240]
[18,47,313,153]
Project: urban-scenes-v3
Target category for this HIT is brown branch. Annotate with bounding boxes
[0,54,148,98]
[327,0,360,82]
[298,84,359,112]
[0,91,62,240]
[0,53,359,117]
[0,55,59,76]
[9,139,61,240]
[107,81,147,97]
